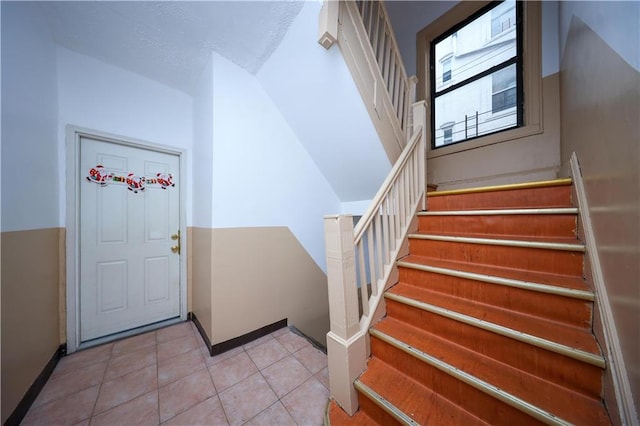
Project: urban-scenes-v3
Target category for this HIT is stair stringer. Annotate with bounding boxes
[570,152,637,425]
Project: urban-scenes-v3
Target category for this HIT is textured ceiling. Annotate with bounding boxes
[40,1,304,95]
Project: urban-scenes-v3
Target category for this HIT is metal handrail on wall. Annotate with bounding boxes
[323,102,427,415]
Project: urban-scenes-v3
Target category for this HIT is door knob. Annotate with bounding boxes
[171,230,180,254]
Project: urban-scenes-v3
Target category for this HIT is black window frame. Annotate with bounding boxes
[430,0,524,150]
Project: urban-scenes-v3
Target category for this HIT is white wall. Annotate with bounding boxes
[211,52,341,271]
[559,1,640,72]
[192,55,214,228]
[56,47,194,225]
[257,0,390,204]
[1,2,59,232]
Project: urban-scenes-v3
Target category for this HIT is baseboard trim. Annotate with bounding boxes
[210,319,288,356]
[189,312,213,357]
[290,325,327,354]
[187,316,322,357]
[4,344,66,426]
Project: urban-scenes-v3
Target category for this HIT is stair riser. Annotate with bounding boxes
[386,299,603,399]
[418,214,577,239]
[408,239,583,276]
[428,185,573,211]
[398,268,592,328]
[357,393,402,425]
[359,358,493,425]
[371,339,546,426]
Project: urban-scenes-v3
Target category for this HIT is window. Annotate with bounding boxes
[442,58,452,83]
[418,0,543,155]
[429,0,522,148]
[492,64,517,113]
[443,126,453,144]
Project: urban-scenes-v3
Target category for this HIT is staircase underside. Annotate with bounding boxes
[327,179,612,425]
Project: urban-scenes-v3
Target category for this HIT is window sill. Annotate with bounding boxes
[427,121,543,159]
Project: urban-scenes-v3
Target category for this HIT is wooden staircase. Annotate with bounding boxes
[327,179,612,425]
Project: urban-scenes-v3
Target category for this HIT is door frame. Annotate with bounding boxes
[65,125,188,353]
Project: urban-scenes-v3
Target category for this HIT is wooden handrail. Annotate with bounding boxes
[355,0,411,135]
[354,125,423,242]
[324,102,427,415]
[319,2,427,415]
[320,0,417,162]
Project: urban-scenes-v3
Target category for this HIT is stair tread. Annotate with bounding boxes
[398,255,590,292]
[419,207,578,215]
[372,319,611,426]
[387,282,602,356]
[418,216,578,240]
[397,256,593,328]
[327,400,377,426]
[358,357,489,426]
[409,232,584,248]
[427,179,573,197]
[427,184,573,211]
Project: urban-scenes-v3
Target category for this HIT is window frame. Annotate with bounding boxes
[417,1,542,159]
[430,1,523,149]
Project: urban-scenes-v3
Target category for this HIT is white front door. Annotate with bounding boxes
[80,137,181,342]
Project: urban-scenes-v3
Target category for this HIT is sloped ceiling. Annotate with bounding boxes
[40,1,304,95]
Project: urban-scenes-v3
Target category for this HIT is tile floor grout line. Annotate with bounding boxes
[88,340,117,422]
[215,393,232,426]
[24,322,328,426]
[202,344,233,426]
[204,335,235,426]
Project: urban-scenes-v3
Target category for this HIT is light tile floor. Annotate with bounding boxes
[22,322,330,425]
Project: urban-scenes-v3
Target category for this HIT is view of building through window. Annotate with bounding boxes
[431,0,520,148]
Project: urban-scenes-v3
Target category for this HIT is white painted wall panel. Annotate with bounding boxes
[56,47,194,225]
[1,3,59,232]
[258,1,390,203]
[192,55,215,229]
[211,52,341,271]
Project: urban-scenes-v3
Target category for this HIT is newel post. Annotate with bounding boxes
[412,101,428,211]
[318,0,339,49]
[324,214,367,415]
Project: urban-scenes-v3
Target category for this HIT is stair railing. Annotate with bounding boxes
[324,101,427,415]
[319,0,416,162]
